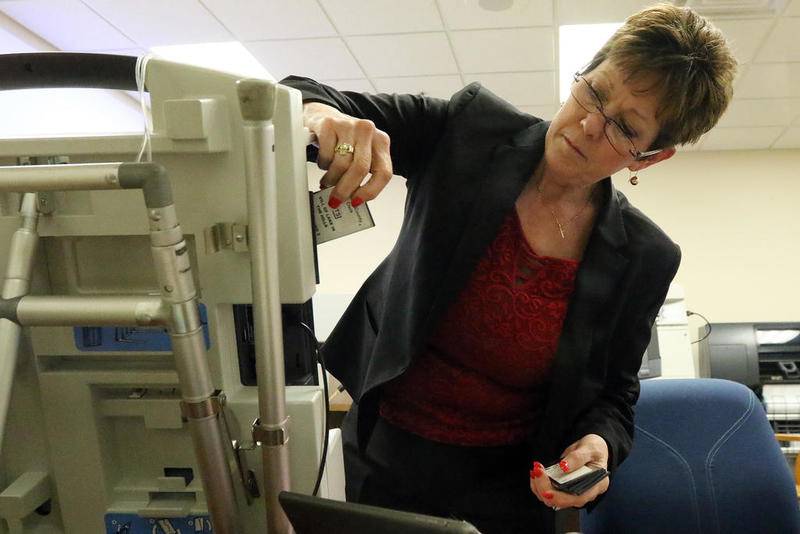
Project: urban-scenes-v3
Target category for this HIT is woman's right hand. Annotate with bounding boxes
[304,102,394,209]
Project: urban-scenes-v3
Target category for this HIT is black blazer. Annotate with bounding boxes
[282,76,681,475]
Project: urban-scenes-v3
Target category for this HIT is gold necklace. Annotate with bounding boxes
[536,181,595,239]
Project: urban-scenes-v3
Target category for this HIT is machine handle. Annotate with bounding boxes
[0,52,138,91]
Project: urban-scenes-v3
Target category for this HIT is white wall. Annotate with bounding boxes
[308,147,800,338]
[615,148,800,324]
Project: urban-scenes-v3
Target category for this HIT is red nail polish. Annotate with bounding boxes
[532,466,544,478]
[529,469,536,479]
[543,491,554,500]
[560,460,569,473]
[328,196,342,209]
[351,197,364,207]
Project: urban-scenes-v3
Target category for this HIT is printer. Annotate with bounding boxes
[698,322,800,452]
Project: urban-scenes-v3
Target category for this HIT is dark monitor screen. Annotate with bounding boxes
[279,492,482,534]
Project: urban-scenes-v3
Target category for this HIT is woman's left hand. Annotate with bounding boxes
[529,433,610,510]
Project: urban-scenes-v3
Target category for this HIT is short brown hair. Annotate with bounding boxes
[582,3,737,149]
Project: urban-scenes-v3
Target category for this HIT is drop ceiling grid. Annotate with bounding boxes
[198,0,337,41]
[0,0,798,149]
[720,9,800,148]
[0,0,135,51]
[80,0,234,47]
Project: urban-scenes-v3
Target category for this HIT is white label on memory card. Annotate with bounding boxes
[545,464,597,485]
[312,187,375,244]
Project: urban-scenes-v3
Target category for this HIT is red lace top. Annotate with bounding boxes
[379,209,579,446]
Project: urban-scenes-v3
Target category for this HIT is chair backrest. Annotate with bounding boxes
[580,379,800,534]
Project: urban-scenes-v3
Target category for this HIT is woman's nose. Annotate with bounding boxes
[580,111,606,139]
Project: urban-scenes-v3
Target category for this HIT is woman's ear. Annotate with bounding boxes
[629,147,676,172]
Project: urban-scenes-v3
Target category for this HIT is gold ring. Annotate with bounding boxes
[334,143,354,156]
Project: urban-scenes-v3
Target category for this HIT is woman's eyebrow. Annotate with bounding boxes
[595,71,655,128]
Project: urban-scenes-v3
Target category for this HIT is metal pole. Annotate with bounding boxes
[147,202,240,533]
[0,163,123,192]
[12,296,168,326]
[0,194,39,459]
[238,79,293,534]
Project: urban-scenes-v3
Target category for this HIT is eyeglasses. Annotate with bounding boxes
[570,73,662,161]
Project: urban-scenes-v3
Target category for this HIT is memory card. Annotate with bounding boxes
[311,187,375,244]
[545,463,609,496]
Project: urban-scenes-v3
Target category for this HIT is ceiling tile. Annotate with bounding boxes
[0,25,37,52]
[517,104,560,120]
[373,75,463,100]
[438,0,552,29]
[773,126,800,148]
[0,0,135,51]
[450,28,554,73]
[785,0,800,16]
[556,0,653,25]
[713,18,773,64]
[700,126,784,150]
[716,98,800,127]
[201,0,335,40]
[736,63,800,98]
[317,78,376,93]
[463,71,556,106]
[347,33,457,77]
[95,48,147,56]
[82,0,232,47]
[247,38,364,81]
[319,0,442,35]
[755,17,800,63]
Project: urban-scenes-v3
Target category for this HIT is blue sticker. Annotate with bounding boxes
[75,303,211,352]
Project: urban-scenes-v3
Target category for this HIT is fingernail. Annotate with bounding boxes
[328,196,342,209]
[559,460,569,473]
[530,466,544,479]
[351,197,364,207]
[543,491,554,500]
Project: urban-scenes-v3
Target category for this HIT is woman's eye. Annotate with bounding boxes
[590,84,606,101]
[621,123,637,138]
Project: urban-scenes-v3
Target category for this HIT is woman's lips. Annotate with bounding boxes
[564,135,586,159]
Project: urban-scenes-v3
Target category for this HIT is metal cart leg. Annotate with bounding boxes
[0,193,39,461]
[238,79,294,534]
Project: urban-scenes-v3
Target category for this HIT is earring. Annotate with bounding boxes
[629,169,639,186]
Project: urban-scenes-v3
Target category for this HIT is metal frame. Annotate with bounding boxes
[238,78,294,534]
[0,54,307,534]
[0,162,241,533]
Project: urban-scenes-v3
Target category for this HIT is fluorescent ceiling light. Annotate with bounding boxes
[149,41,272,80]
[0,89,144,139]
[558,23,621,103]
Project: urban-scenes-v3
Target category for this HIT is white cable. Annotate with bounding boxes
[135,53,153,162]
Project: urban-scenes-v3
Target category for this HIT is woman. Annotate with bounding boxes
[282,4,736,533]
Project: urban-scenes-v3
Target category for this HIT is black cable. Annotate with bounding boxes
[687,310,712,344]
[300,321,330,497]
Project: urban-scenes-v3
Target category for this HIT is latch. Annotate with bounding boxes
[203,223,248,254]
[213,392,261,505]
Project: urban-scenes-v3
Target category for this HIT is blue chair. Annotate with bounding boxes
[581,379,800,534]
